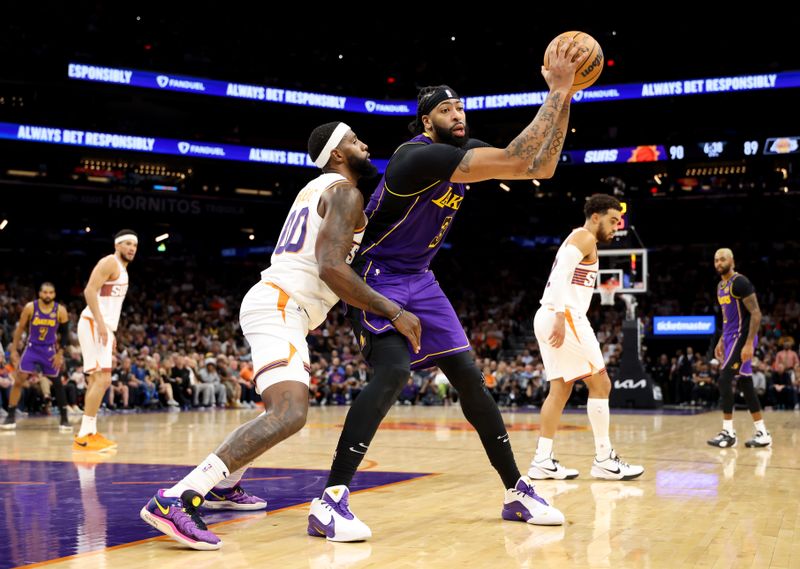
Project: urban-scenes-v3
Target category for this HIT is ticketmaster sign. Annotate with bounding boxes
[653,316,715,336]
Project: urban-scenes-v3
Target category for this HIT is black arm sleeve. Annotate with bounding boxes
[59,322,70,349]
[386,138,493,191]
[731,275,756,299]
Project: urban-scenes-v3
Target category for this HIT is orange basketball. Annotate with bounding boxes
[543,31,604,90]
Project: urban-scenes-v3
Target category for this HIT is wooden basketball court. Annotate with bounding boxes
[1,405,797,568]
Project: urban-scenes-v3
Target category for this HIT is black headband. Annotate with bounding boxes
[417,85,460,119]
[408,85,461,134]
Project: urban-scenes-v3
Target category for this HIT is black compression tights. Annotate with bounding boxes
[325,334,520,489]
[718,369,762,415]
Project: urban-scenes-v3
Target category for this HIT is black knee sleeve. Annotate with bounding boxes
[437,352,520,488]
[737,375,762,414]
[718,369,735,414]
[326,333,410,488]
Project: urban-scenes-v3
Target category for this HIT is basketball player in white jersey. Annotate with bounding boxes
[74,229,137,452]
[527,194,644,481]
[140,122,421,550]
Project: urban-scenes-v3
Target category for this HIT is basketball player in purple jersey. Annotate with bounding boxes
[310,40,590,539]
[707,248,771,448]
[2,282,71,431]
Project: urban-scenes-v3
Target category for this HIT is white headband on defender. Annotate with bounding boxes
[313,122,351,168]
[114,234,138,244]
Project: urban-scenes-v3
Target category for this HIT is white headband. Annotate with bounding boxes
[114,234,138,244]
[312,122,351,168]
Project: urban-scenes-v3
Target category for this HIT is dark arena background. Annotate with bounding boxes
[1,6,799,568]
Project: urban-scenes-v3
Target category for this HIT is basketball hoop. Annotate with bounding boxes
[599,279,620,306]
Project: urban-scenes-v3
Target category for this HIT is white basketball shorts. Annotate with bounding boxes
[240,281,311,394]
[533,306,606,382]
[77,316,116,373]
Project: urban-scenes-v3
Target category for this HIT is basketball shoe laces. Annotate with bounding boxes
[515,481,548,506]
[607,453,632,469]
[322,491,354,519]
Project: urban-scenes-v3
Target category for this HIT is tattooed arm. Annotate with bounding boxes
[316,183,421,351]
[740,293,761,363]
[450,39,587,183]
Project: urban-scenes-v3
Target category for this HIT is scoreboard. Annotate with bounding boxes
[560,135,800,165]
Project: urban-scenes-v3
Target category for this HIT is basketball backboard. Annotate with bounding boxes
[594,248,648,294]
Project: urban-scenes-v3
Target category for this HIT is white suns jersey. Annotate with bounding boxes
[540,228,598,316]
[80,255,129,332]
[262,173,366,330]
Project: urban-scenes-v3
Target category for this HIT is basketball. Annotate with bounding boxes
[543,31,604,90]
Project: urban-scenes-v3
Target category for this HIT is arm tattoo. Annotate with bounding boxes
[505,91,570,174]
[215,388,301,471]
[742,294,762,342]
[317,188,399,318]
[457,149,475,173]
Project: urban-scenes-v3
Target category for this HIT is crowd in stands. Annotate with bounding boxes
[2,243,799,417]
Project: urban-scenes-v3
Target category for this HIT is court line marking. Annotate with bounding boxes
[17,470,438,568]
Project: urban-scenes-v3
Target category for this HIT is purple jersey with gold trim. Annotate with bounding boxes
[359,133,487,273]
[29,300,59,345]
[717,273,755,338]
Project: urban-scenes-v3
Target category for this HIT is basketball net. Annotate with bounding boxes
[599,279,620,306]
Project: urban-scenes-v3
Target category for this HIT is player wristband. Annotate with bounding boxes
[390,308,405,323]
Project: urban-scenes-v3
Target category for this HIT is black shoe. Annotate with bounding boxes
[707,430,737,448]
[1,413,16,430]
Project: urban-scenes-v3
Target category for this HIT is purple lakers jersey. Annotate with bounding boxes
[359,133,484,273]
[717,273,755,337]
[29,300,59,345]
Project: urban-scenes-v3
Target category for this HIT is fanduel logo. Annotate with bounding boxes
[364,100,410,114]
[156,75,205,91]
[177,142,225,156]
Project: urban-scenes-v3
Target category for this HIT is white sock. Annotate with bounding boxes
[534,437,554,462]
[216,462,253,490]
[587,398,612,458]
[723,419,734,434]
[164,453,230,498]
[78,415,97,438]
[753,419,766,434]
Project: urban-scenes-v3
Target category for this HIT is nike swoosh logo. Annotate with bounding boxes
[539,465,559,472]
[75,441,88,447]
[602,466,621,474]
[349,447,367,455]
[153,497,171,516]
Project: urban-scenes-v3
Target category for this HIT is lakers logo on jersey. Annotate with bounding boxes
[719,295,731,305]
[432,187,462,210]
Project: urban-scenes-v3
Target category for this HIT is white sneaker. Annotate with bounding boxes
[502,476,565,525]
[527,454,579,480]
[707,430,737,448]
[307,486,371,542]
[591,450,644,480]
[745,430,772,448]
